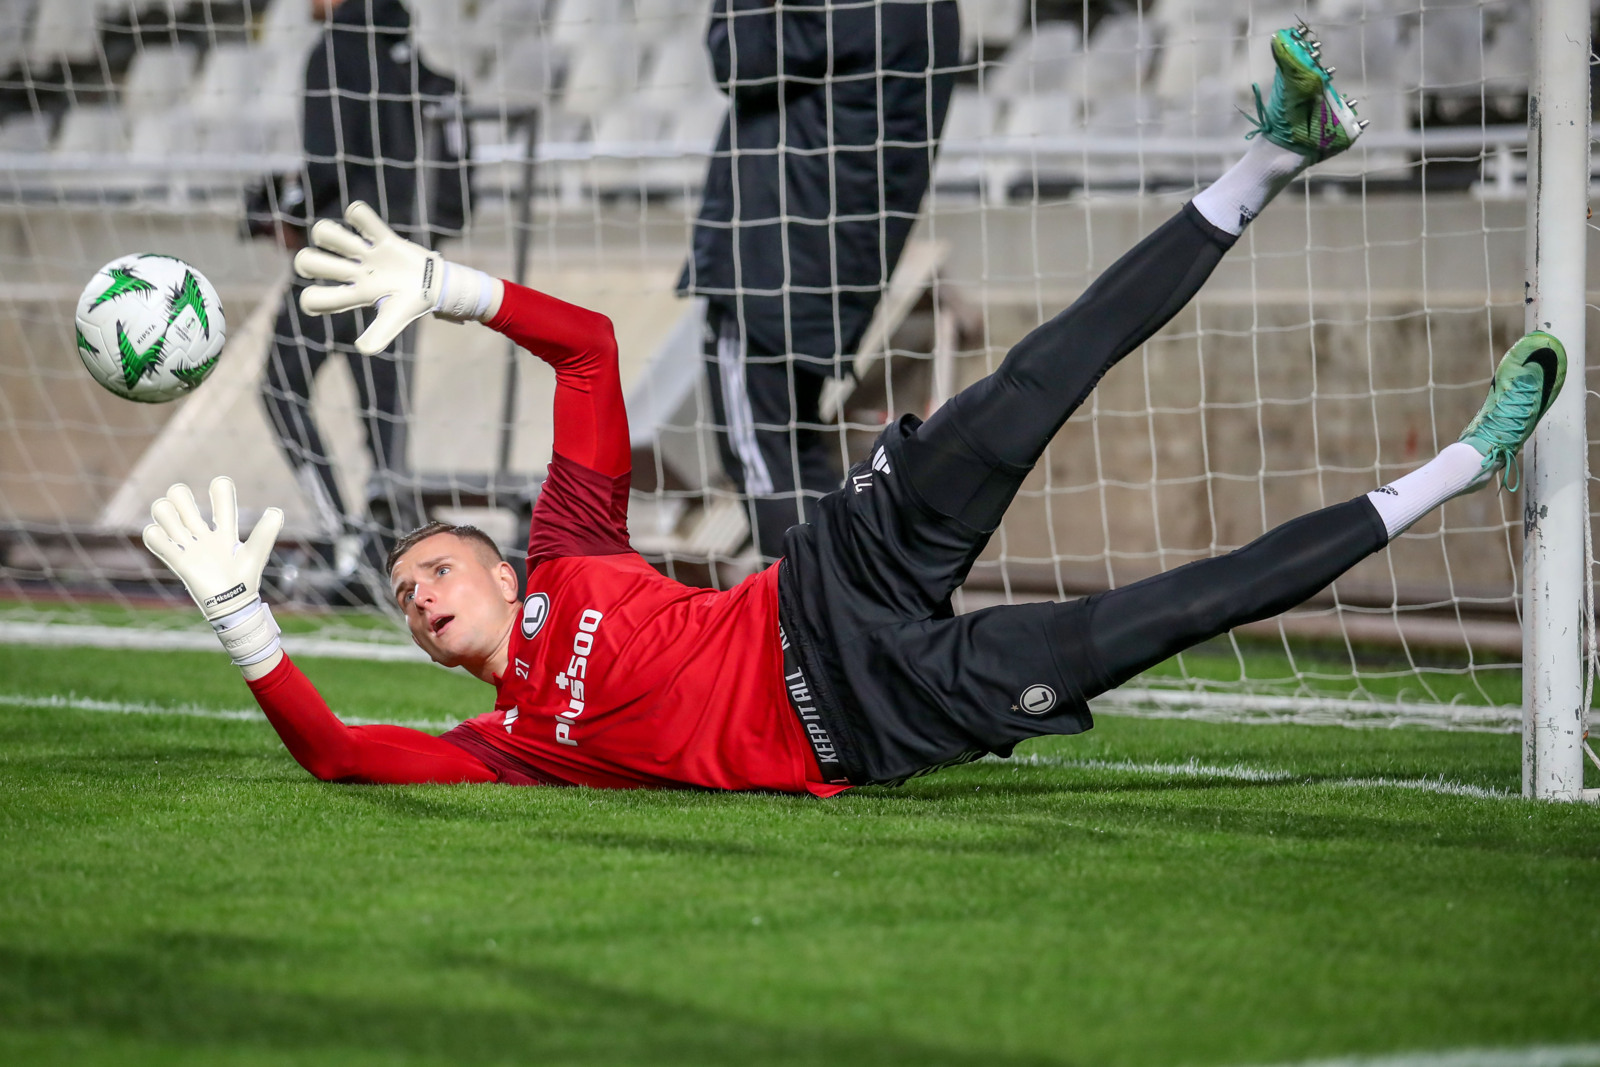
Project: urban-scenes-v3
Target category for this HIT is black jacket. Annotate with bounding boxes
[678,0,959,372]
[302,0,423,232]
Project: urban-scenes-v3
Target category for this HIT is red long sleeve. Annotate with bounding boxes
[487,282,631,478]
[246,655,497,785]
[488,281,635,570]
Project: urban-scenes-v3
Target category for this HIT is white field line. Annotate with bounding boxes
[0,621,429,663]
[0,695,1518,798]
[0,692,459,732]
[1240,1043,1600,1067]
[986,754,1512,799]
[0,627,1521,732]
[1095,687,1520,733]
[991,753,1297,782]
[0,697,1510,796]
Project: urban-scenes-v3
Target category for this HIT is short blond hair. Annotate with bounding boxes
[386,522,504,575]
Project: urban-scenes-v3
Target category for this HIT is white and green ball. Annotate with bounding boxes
[74,254,227,403]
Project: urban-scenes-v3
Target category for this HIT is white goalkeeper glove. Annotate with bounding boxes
[293,200,500,356]
[142,477,286,673]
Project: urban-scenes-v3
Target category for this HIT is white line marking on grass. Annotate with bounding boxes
[0,695,1516,799]
[0,691,260,721]
[989,755,1511,799]
[1240,1042,1600,1067]
[1095,687,1520,733]
[991,754,1297,782]
[1331,776,1511,800]
[0,622,430,663]
[0,692,459,732]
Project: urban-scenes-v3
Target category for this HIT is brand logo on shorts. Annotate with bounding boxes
[521,592,550,638]
[1019,684,1056,715]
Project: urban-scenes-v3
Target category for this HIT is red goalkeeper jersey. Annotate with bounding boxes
[436,283,846,796]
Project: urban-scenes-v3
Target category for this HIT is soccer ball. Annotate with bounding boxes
[74,254,227,403]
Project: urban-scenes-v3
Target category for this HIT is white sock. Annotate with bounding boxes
[1191,138,1309,236]
[1365,442,1489,540]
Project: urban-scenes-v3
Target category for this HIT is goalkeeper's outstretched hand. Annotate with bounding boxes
[143,477,286,672]
[293,201,499,355]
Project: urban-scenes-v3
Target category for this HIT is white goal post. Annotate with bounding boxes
[1523,0,1592,802]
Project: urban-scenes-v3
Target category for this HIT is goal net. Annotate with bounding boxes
[0,0,1581,750]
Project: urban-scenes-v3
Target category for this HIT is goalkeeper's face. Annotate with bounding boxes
[390,533,520,672]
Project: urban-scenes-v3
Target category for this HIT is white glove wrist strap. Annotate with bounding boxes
[212,599,283,667]
[434,261,496,322]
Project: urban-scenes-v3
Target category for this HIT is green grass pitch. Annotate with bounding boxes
[2,643,1597,1067]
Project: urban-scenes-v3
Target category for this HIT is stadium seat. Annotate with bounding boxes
[128,107,200,159]
[1084,89,1158,135]
[994,90,1085,195]
[0,0,36,76]
[1156,78,1244,140]
[1151,11,1249,111]
[942,85,1000,144]
[560,27,641,117]
[1310,4,1405,79]
[197,110,296,157]
[931,87,1003,195]
[988,23,1083,98]
[260,0,319,56]
[25,0,101,69]
[52,104,128,155]
[637,89,723,193]
[475,36,560,108]
[1482,2,1532,97]
[409,0,478,77]
[633,0,707,36]
[121,45,201,118]
[955,0,1025,57]
[0,111,51,152]
[1399,5,1485,94]
[589,97,671,193]
[190,43,256,119]
[547,0,629,50]
[1083,13,1158,99]
[258,37,309,99]
[639,32,717,106]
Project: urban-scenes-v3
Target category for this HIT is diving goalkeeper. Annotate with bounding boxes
[144,28,1566,794]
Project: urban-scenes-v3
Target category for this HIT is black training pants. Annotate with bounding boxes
[783,203,1390,784]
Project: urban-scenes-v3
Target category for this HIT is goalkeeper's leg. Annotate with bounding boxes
[863,325,1563,779]
[1071,329,1569,694]
[894,24,1364,589]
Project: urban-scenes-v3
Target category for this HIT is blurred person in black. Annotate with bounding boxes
[250,0,433,601]
[679,0,960,563]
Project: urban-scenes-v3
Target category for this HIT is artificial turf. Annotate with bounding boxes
[1,644,1597,1067]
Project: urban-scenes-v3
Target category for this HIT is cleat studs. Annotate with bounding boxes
[1357,119,1370,130]
[1325,66,1336,75]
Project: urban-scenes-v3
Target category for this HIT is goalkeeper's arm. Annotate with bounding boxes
[142,478,495,785]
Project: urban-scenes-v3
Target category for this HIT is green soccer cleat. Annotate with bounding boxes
[1457,331,1568,493]
[1246,21,1366,163]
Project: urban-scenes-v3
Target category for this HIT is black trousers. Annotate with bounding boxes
[702,304,840,562]
[782,204,1391,784]
[261,280,424,569]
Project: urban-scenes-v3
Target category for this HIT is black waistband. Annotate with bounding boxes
[776,563,864,786]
